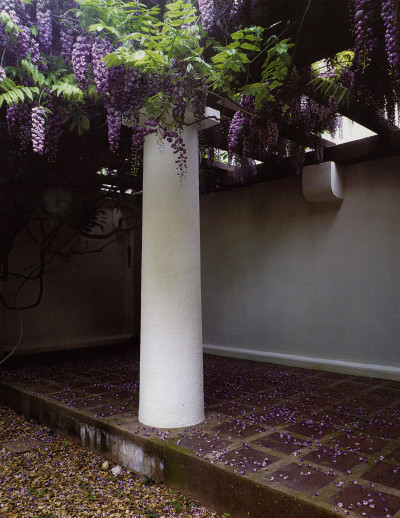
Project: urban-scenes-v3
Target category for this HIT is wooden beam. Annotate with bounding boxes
[310,131,400,165]
[203,130,400,194]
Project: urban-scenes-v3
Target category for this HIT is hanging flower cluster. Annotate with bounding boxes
[0,0,215,175]
[37,8,52,55]
[31,106,46,155]
[347,0,400,121]
[198,0,214,31]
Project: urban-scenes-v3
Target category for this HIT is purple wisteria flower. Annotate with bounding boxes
[31,105,46,155]
[198,0,214,31]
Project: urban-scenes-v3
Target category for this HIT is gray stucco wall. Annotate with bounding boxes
[0,208,139,354]
[200,155,400,378]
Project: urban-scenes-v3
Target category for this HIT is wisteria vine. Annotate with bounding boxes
[0,0,398,178]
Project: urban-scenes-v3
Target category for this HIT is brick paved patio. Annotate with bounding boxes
[1,346,400,517]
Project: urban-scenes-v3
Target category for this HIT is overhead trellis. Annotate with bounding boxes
[1,0,400,306]
[0,0,398,182]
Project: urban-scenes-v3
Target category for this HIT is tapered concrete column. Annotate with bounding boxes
[139,109,219,428]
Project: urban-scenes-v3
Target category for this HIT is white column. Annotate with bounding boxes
[139,109,218,428]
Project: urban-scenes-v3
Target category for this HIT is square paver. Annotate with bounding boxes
[331,485,400,517]
[363,461,400,489]
[86,403,129,418]
[286,419,334,439]
[332,381,372,393]
[269,462,335,494]
[208,402,252,416]
[28,384,63,395]
[212,446,279,472]
[385,446,400,462]
[334,433,387,454]
[255,407,298,427]
[348,394,394,407]
[212,420,268,438]
[295,395,336,408]
[303,447,363,472]
[239,390,276,407]
[361,419,400,439]
[174,433,232,454]
[48,390,86,403]
[369,386,400,398]
[67,396,105,410]
[256,432,303,454]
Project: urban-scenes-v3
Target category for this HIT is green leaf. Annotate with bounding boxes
[238,52,250,63]
[3,91,14,105]
[0,77,16,91]
[20,59,46,87]
[88,23,105,32]
[52,82,84,101]
[231,31,244,40]
[102,53,124,67]
[21,87,33,101]
[169,18,184,26]
[133,50,146,61]
[14,88,25,102]
[337,87,348,106]
[212,53,228,63]
[80,115,90,131]
[240,42,256,51]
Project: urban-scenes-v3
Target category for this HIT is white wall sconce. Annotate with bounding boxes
[302,161,344,203]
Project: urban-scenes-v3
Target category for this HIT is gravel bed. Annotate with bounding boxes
[0,404,229,518]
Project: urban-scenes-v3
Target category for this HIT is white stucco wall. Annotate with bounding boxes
[201,155,400,378]
[0,206,139,354]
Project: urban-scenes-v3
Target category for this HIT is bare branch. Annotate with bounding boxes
[285,0,314,83]
[79,221,140,240]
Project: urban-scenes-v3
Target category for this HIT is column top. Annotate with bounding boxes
[124,107,220,130]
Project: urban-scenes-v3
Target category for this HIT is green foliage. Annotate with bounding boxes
[76,0,291,108]
[20,59,46,87]
[335,50,354,69]
[171,499,182,512]
[240,37,294,109]
[2,55,87,131]
[310,52,353,109]
[261,38,294,83]
[141,474,157,486]
[313,77,350,109]
[51,79,85,102]
[0,0,349,160]
[79,0,298,116]
[210,26,264,96]
[96,0,204,74]
[67,109,91,135]
[0,0,334,140]
[0,10,21,37]
[0,76,39,108]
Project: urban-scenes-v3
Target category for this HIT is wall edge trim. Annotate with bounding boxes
[3,335,134,356]
[203,344,400,381]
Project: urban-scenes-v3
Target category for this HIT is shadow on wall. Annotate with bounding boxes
[0,206,140,355]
